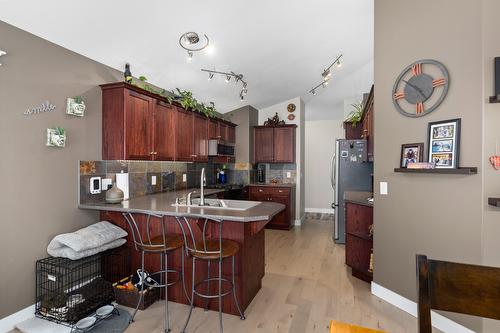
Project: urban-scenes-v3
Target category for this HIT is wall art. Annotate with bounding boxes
[427,118,461,168]
[287,103,296,113]
[66,96,86,117]
[25,101,56,116]
[0,49,6,67]
[46,127,66,148]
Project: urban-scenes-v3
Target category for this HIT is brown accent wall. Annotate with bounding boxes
[374,1,484,331]
[0,21,121,318]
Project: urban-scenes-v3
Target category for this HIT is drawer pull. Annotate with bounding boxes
[258,189,263,192]
[278,190,283,193]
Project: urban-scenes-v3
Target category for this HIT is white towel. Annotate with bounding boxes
[47,221,127,259]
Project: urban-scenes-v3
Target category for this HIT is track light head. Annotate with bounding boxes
[208,72,214,80]
[322,80,329,88]
[225,75,231,83]
[336,60,342,68]
[187,51,193,62]
[322,69,332,80]
[311,90,316,96]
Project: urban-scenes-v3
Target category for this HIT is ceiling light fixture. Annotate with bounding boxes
[179,32,210,62]
[202,69,248,100]
[0,50,6,67]
[309,54,343,96]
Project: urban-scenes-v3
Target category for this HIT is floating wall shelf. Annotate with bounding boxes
[488,198,500,207]
[394,167,478,175]
[489,96,500,103]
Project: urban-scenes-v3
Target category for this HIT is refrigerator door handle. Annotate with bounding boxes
[330,154,336,189]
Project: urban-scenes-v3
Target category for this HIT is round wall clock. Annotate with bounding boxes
[392,59,449,117]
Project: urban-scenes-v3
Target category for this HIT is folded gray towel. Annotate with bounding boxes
[47,221,128,259]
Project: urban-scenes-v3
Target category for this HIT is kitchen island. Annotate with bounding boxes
[79,189,285,315]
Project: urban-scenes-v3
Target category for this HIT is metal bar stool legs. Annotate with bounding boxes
[123,212,189,333]
[176,216,245,333]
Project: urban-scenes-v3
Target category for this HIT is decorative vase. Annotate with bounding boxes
[106,182,124,204]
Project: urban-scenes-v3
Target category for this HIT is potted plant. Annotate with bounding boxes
[343,102,364,139]
[66,96,86,117]
[46,126,66,147]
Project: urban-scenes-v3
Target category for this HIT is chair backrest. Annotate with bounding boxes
[122,212,169,251]
[175,215,223,258]
[416,254,500,333]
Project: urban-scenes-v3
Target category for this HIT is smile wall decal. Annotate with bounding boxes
[24,101,56,116]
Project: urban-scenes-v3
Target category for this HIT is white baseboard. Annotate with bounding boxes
[305,208,335,214]
[371,282,475,333]
[0,304,35,333]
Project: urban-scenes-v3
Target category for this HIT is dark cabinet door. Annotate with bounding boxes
[253,127,274,163]
[208,119,218,139]
[153,101,176,161]
[175,108,194,161]
[219,122,228,141]
[124,90,153,160]
[268,195,289,227]
[273,127,295,163]
[227,125,236,144]
[193,113,209,162]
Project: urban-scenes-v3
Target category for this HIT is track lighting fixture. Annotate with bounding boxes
[201,68,248,100]
[0,50,5,67]
[179,32,210,62]
[309,54,343,96]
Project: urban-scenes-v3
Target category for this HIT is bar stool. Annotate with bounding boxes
[122,212,189,333]
[175,215,245,333]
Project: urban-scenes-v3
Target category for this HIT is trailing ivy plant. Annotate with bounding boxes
[344,102,364,127]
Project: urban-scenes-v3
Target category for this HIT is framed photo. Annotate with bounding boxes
[427,118,461,168]
[400,143,424,168]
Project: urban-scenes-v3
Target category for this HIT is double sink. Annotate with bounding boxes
[172,198,260,211]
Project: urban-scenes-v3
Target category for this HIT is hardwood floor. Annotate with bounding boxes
[123,217,422,333]
[10,217,428,333]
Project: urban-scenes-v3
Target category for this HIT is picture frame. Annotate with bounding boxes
[400,143,424,168]
[427,118,461,169]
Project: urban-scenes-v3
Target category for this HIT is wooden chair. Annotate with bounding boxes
[329,320,386,333]
[416,254,500,333]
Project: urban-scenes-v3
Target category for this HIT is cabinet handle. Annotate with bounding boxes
[258,189,263,192]
[278,190,283,193]
[191,154,198,157]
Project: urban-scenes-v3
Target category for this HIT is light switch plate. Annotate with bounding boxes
[101,178,112,190]
[151,175,157,186]
[183,173,187,182]
[380,182,388,195]
[90,177,101,194]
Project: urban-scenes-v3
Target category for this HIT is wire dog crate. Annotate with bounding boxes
[35,252,116,325]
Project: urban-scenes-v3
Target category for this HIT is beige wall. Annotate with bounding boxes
[0,21,121,319]
[259,97,305,223]
[374,1,484,331]
[304,120,344,211]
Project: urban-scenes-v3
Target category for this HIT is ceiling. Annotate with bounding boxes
[0,0,373,120]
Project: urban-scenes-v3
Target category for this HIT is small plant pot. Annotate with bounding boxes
[66,98,86,117]
[343,121,363,140]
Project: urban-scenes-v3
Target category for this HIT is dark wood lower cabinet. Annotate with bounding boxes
[345,202,373,282]
[248,186,295,230]
[101,211,267,316]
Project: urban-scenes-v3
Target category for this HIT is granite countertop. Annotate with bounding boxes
[344,191,373,207]
[79,188,285,222]
[248,183,296,188]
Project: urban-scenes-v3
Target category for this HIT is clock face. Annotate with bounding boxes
[392,59,449,117]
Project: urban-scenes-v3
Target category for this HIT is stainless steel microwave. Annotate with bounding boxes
[208,139,235,156]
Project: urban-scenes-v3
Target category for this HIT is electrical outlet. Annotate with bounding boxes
[286,171,291,178]
[101,178,112,190]
[183,173,187,182]
[151,175,157,186]
[380,182,388,195]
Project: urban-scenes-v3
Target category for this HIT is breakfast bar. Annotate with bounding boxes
[79,189,285,315]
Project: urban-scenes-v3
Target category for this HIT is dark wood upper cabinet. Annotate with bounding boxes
[253,125,296,163]
[101,82,236,161]
[154,100,176,161]
[124,90,154,160]
[175,108,194,161]
[361,85,374,161]
[193,113,209,162]
[208,119,218,139]
[218,121,228,141]
[253,127,274,163]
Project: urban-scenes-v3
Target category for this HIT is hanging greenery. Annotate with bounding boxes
[344,102,364,127]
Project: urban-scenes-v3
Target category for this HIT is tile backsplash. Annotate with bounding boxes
[79,160,296,204]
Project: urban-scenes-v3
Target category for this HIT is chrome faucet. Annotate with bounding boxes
[200,167,206,206]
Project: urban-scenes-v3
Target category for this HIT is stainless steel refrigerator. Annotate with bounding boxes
[331,139,373,244]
